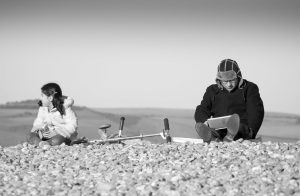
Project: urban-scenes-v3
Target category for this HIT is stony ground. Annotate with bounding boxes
[1,140,300,196]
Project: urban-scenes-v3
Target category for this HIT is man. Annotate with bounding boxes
[194,59,264,142]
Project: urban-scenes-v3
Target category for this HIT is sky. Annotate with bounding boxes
[1,0,300,114]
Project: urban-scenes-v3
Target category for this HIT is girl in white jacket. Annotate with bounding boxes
[27,83,78,146]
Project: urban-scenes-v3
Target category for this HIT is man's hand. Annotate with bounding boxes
[204,121,209,126]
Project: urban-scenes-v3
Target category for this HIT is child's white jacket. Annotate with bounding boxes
[31,97,78,140]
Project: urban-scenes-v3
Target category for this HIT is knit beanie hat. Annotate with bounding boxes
[216,59,242,81]
[216,59,244,89]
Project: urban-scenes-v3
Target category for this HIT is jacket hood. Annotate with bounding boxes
[215,59,244,90]
[63,97,74,108]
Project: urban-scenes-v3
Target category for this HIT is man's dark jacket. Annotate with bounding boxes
[194,79,264,138]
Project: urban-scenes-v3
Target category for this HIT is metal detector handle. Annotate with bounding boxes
[118,117,125,137]
[163,118,172,143]
[164,118,170,131]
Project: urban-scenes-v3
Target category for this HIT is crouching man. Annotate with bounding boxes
[194,59,264,142]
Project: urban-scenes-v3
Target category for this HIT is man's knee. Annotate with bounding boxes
[195,122,217,142]
[195,122,205,136]
[234,123,253,140]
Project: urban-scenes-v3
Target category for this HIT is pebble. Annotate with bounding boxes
[0,141,300,195]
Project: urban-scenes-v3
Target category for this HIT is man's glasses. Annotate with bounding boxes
[221,79,237,85]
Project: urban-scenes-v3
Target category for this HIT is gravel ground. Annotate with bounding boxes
[1,140,300,196]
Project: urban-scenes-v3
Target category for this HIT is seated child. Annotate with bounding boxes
[27,83,78,146]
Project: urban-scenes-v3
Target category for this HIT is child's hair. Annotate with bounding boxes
[38,83,65,115]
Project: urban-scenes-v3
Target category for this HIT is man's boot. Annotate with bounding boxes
[195,123,217,142]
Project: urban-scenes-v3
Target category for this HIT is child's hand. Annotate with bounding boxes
[31,128,44,139]
[33,128,42,133]
[42,126,56,139]
[31,127,43,133]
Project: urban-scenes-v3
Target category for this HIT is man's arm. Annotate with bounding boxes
[246,83,264,138]
[194,86,213,123]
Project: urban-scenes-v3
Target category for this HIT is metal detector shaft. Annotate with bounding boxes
[94,133,162,144]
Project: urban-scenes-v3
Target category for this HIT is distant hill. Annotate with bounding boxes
[264,112,300,124]
[0,99,39,109]
[0,99,86,110]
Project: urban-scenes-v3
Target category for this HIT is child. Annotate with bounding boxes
[27,83,78,146]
